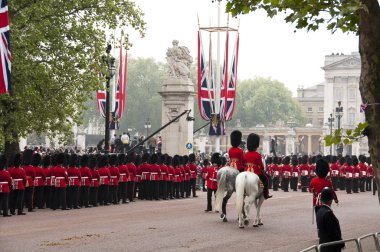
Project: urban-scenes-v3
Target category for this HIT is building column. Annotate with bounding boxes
[307,135,312,155]
[262,135,270,155]
[285,130,296,156]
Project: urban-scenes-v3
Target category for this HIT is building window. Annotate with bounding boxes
[348,88,356,100]
[307,107,313,113]
[318,118,324,126]
[334,87,343,101]
[348,113,355,126]
[318,107,324,113]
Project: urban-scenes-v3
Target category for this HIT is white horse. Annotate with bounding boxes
[215,166,240,222]
[235,171,265,228]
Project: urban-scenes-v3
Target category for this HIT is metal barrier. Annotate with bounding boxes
[300,232,380,252]
[358,233,380,252]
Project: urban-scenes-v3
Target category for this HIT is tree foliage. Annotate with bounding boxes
[0,0,146,152]
[229,77,305,127]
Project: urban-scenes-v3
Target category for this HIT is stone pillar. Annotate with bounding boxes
[307,135,312,155]
[262,135,270,155]
[286,131,296,156]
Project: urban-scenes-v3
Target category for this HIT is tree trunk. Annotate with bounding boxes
[359,0,380,204]
[3,131,20,160]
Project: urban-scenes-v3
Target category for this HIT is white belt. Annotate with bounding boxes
[100,176,108,178]
[92,178,97,181]
[0,182,8,184]
[211,178,217,181]
[111,176,117,178]
[35,176,42,179]
[82,176,88,179]
[12,179,23,181]
[46,177,51,179]
[69,176,78,179]
[56,177,64,179]
[151,172,158,175]
[120,173,126,176]
[161,173,167,175]
[142,172,149,174]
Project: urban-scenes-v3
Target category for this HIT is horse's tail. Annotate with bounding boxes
[235,173,246,216]
[215,168,226,212]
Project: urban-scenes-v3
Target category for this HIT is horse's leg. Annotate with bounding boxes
[243,194,255,226]
[256,195,265,226]
[221,190,232,222]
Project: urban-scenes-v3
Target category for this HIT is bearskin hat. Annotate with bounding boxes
[265,157,272,165]
[126,152,135,163]
[68,154,77,167]
[80,154,88,167]
[230,130,242,148]
[98,155,109,168]
[159,154,166,165]
[42,155,51,168]
[302,155,308,165]
[189,153,196,163]
[56,153,66,165]
[291,156,298,166]
[183,155,189,164]
[88,155,97,169]
[63,153,70,167]
[359,155,366,163]
[22,149,34,166]
[203,159,210,166]
[117,153,125,165]
[247,133,260,151]
[331,155,337,163]
[346,156,352,166]
[315,158,329,178]
[283,156,290,165]
[109,154,117,166]
[273,156,278,164]
[13,153,22,168]
[32,153,42,167]
[134,154,142,167]
[367,156,371,165]
[0,154,6,170]
[149,154,158,164]
[220,156,227,166]
[211,153,221,166]
[172,155,180,167]
[165,155,172,166]
[352,156,359,166]
[141,153,150,163]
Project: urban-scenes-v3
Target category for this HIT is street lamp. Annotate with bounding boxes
[144,118,151,147]
[287,116,296,129]
[335,101,344,155]
[102,44,116,153]
[328,113,335,155]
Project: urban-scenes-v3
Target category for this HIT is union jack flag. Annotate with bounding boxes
[0,0,11,94]
[225,33,239,121]
[113,46,127,120]
[96,87,106,118]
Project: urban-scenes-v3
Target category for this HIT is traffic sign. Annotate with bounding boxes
[185,142,193,150]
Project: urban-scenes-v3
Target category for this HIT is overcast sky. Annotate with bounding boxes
[127,0,358,96]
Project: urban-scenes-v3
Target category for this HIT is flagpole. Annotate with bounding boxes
[214,0,222,154]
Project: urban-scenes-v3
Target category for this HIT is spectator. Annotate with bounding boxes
[147,136,157,154]
[121,132,130,153]
[157,136,162,153]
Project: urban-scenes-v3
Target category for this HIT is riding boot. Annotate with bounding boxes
[264,188,272,199]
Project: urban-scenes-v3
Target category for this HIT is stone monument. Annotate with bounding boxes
[159,40,195,155]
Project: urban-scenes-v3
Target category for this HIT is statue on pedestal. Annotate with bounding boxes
[166,40,193,79]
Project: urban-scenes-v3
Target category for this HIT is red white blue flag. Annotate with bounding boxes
[225,33,239,121]
[113,46,127,120]
[0,0,11,94]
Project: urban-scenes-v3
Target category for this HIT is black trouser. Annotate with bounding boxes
[109,185,118,204]
[90,187,98,206]
[301,176,308,192]
[272,177,279,191]
[291,177,298,191]
[180,181,185,198]
[331,177,339,191]
[44,186,52,208]
[282,178,290,192]
[79,186,90,207]
[366,177,372,191]
[98,185,109,205]
[189,178,197,197]
[167,181,174,199]
[258,174,270,194]
[206,188,216,211]
[10,190,24,214]
[53,187,67,210]
[352,178,359,193]
[359,178,366,192]
[135,182,141,199]
[346,179,352,194]
[160,181,167,199]
[67,186,79,208]
[184,180,190,197]
[0,193,10,216]
[339,177,346,190]
[118,182,128,203]
[151,180,159,200]
[24,187,34,211]
[174,182,180,198]
[373,178,377,195]
[127,181,135,201]
[34,186,44,209]
[202,178,207,191]
[268,176,273,189]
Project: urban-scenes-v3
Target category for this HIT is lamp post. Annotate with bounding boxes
[328,113,335,155]
[102,45,116,153]
[335,101,344,155]
[144,118,151,148]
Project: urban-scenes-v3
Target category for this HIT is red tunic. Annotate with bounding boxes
[167,166,175,182]
[271,164,280,177]
[44,167,52,186]
[0,170,12,193]
[159,164,169,181]
[139,163,151,181]
[118,164,130,183]
[51,165,69,188]
[98,167,111,185]
[292,165,300,178]
[126,163,136,182]
[109,166,120,186]
[179,166,185,182]
[34,166,46,187]
[24,165,36,188]
[174,167,181,182]
[184,164,191,181]
[353,165,361,179]
[150,164,161,181]
[367,165,374,178]
[67,167,81,187]
[358,162,368,177]
[344,165,354,179]
[299,164,310,177]
[79,167,93,187]
[205,166,219,190]
[228,147,245,171]
[330,163,340,177]
[244,151,264,175]
[90,169,100,187]
[8,167,27,190]
[200,166,208,179]
[281,164,292,178]
[189,163,197,179]
[135,165,142,182]
[309,177,337,206]
[309,164,316,177]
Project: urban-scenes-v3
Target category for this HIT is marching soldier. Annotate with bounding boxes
[266,157,273,189]
[159,154,168,200]
[338,156,346,191]
[205,153,220,212]
[358,155,367,192]
[9,154,27,215]
[33,153,45,209]
[149,154,161,200]
[183,155,191,197]
[345,156,354,194]
[42,155,52,209]
[98,155,111,205]
[366,156,373,192]
[126,152,137,202]
[352,156,360,193]
[0,155,12,217]
[173,156,181,199]
[179,156,185,198]
[66,154,81,209]
[299,155,310,192]
[271,157,280,191]
[228,130,245,172]
[89,155,100,207]
[200,159,209,192]
[51,153,69,210]
[308,156,316,186]
[188,153,198,197]
[166,156,175,199]
[134,155,142,199]
[23,149,36,212]
[118,153,129,204]
[139,153,151,200]
[290,156,299,191]
[108,155,120,204]
[79,155,92,208]
[330,156,340,190]
[281,156,292,192]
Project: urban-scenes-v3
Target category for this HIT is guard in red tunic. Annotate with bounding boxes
[330,156,340,191]
[149,154,161,200]
[205,153,220,212]
[172,156,181,199]
[42,155,52,209]
[308,156,316,186]
[200,159,209,192]
[32,153,46,209]
[299,155,310,192]
[266,157,273,189]
[139,153,151,200]
[352,156,360,193]
[290,156,299,191]
[0,155,12,217]
[183,155,191,197]
[338,157,346,191]
[188,153,198,197]
[108,155,120,204]
[309,158,338,214]
[159,154,168,200]
[366,157,374,192]
[67,154,81,209]
[358,155,367,192]
[166,156,175,199]
[118,153,129,204]
[97,155,111,205]
[281,156,292,192]
[88,155,100,207]
[134,155,143,199]
[344,156,354,194]
[271,157,281,191]
[23,149,36,212]
[244,133,272,199]
[228,130,245,172]
[51,153,69,210]
[126,152,137,202]
[78,155,92,208]
[9,154,27,215]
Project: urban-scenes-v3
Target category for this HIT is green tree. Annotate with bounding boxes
[224,0,380,203]
[229,77,305,127]
[0,0,146,156]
